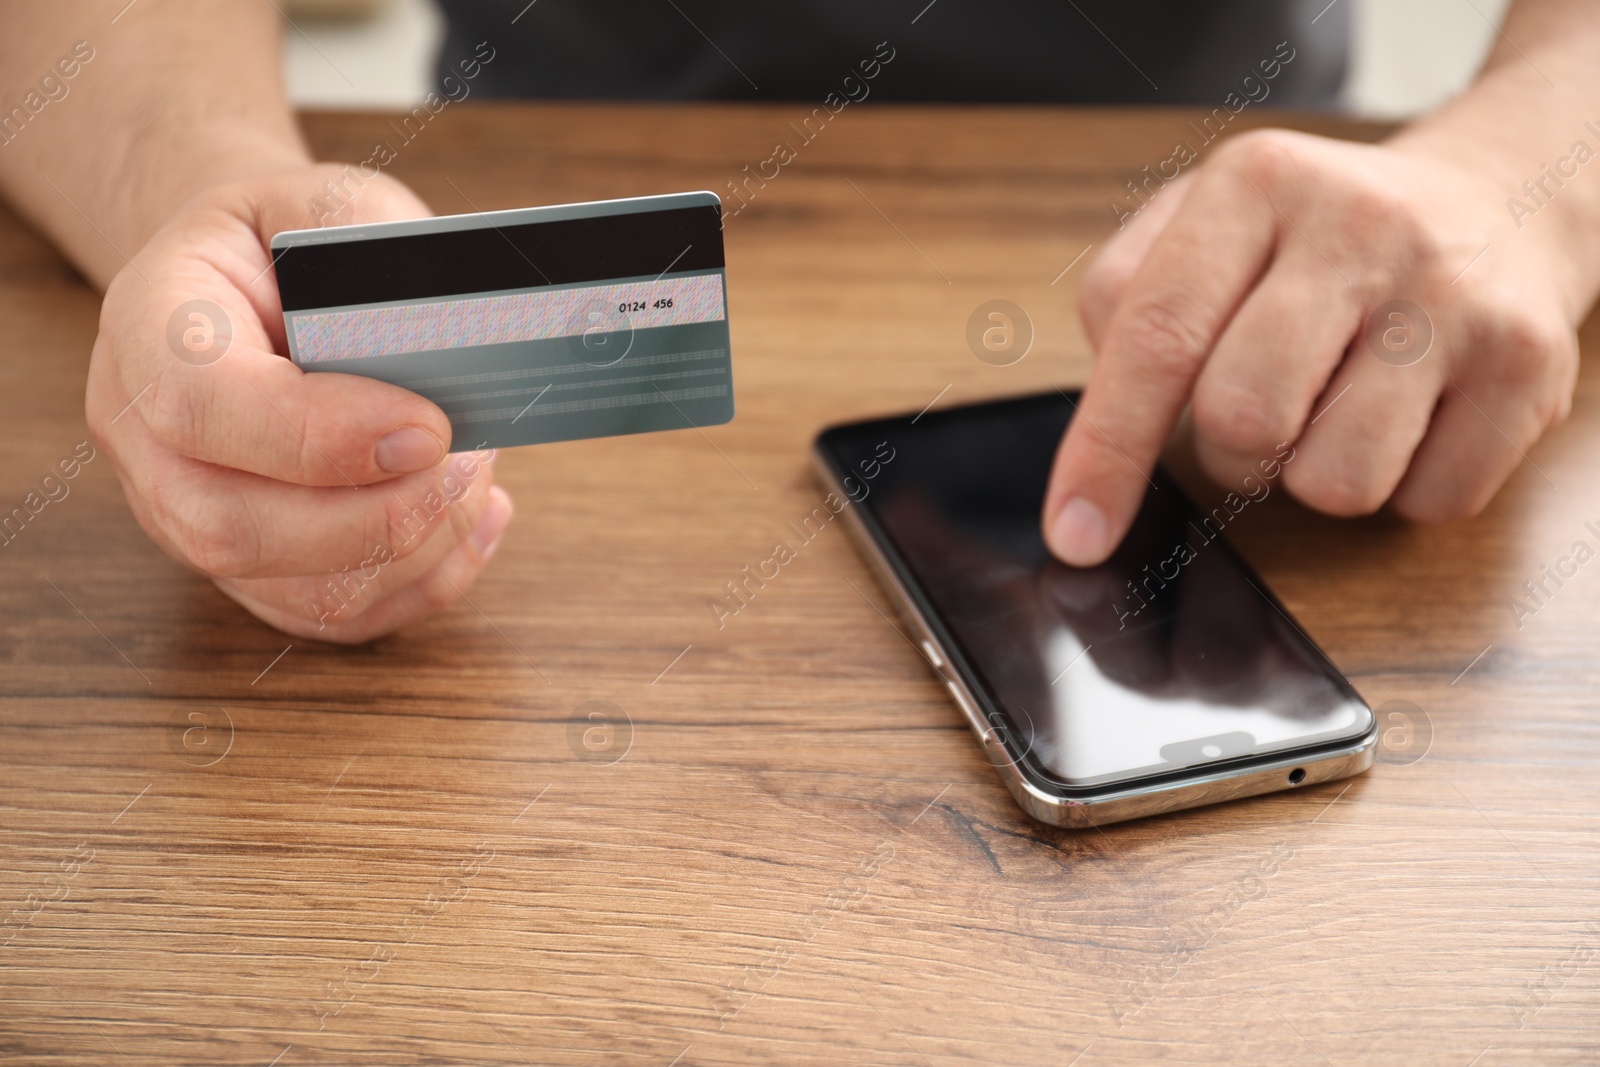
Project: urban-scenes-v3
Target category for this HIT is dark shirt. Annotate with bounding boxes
[435,0,1349,106]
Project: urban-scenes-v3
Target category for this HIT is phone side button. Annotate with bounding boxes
[920,639,944,670]
[945,681,992,743]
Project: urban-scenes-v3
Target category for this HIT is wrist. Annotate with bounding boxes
[114,119,312,256]
[1388,66,1600,324]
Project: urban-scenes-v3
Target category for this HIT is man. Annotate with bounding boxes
[0,1,1594,641]
[432,1,1346,106]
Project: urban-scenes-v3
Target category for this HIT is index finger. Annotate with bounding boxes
[1042,160,1279,565]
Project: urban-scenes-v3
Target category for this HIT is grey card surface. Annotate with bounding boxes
[271,191,733,451]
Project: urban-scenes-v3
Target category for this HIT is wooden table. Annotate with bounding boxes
[2,103,1597,1066]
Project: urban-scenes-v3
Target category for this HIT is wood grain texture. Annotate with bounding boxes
[2,103,1598,1066]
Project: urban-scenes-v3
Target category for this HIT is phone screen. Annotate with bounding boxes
[818,392,1372,790]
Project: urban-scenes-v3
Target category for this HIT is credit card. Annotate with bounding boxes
[270,190,733,451]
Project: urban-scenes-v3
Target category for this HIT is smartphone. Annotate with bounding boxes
[814,390,1376,829]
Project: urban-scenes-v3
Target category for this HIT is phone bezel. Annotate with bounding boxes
[813,391,1377,827]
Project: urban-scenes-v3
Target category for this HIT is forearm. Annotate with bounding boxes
[1389,0,1600,320]
[0,1,310,288]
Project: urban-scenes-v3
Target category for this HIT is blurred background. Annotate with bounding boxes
[282,0,1514,120]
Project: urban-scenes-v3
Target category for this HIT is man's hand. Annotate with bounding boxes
[85,166,514,642]
[1043,128,1586,565]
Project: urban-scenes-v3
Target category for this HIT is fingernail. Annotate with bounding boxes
[470,486,514,558]
[375,427,446,474]
[1049,496,1109,566]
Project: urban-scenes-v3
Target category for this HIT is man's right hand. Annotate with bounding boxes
[85,166,514,643]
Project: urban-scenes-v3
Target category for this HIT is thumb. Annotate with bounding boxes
[252,163,434,243]
[228,165,436,356]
